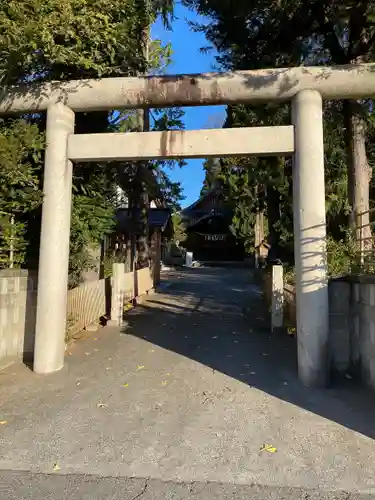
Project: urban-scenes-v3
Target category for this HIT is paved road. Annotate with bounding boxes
[0,267,375,498]
[2,471,375,500]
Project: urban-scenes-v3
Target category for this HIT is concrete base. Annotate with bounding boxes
[106,319,122,327]
[135,289,156,305]
[84,324,99,332]
[0,355,17,371]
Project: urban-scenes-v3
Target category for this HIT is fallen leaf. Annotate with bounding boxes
[93,338,98,341]
[85,352,90,356]
[122,383,129,387]
[76,382,81,386]
[0,420,8,425]
[136,365,145,370]
[260,443,277,453]
[97,403,108,408]
[52,464,61,471]
[165,373,171,376]
[161,381,167,386]
[148,349,155,353]
[94,348,99,352]
[287,327,296,336]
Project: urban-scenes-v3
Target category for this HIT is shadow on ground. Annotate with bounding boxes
[123,267,375,441]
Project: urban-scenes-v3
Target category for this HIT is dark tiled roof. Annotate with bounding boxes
[115,208,172,232]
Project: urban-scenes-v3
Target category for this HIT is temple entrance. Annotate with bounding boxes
[1,64,375,386]
[181,185,245,262]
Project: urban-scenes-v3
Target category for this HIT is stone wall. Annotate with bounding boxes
[0,264,157,366]
[345,277,375,389]
[0,271,109,365]
[0,270,38,366]
[263,269,375,389]
[314,276,375,388]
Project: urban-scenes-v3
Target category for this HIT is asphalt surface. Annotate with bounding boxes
[2,471,375,500]
[1,267,375,498]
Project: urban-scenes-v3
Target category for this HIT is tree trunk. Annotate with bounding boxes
[266,183,282,262]
[265,157,283,262]
[254,204,264,268]
[135,171,150,269]
[133,14,151,269]
[343,100,372,253]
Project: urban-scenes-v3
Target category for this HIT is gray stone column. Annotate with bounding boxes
[292,90,329,387]
[271,265,284,331]
[108,263,125,327]
[33,103,75,374]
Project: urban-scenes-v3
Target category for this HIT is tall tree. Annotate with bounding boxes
[184,0,375,243]
[0,0,180,278]
[183,0,375,272]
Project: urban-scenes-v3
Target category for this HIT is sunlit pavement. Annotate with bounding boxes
[1,267,375,499]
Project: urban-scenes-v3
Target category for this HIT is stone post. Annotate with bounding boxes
[33,103,75,374]
[271,265,284,331]
[292,89,329,387]
[109,263,125,327]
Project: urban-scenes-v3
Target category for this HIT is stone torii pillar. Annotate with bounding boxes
[292,90,329,387]
[33,103,75,374]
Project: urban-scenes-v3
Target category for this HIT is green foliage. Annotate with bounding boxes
[0,119,43,267]
[0,120,43,214]
[326,233,361,278]
[102,252,127,279]
[0,215,27,268]
[0,0,174,84]
[149,107,186,209]
[68,194,116,287]
[171,212,186,243]
[201,158,221,195]
[185,0,375,272]
[0,0,182,280]
[280,234,362,284]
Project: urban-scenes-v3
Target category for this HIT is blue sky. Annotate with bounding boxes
[152,2,225,207]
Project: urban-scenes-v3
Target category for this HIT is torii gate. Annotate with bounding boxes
[1,64,375,387]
